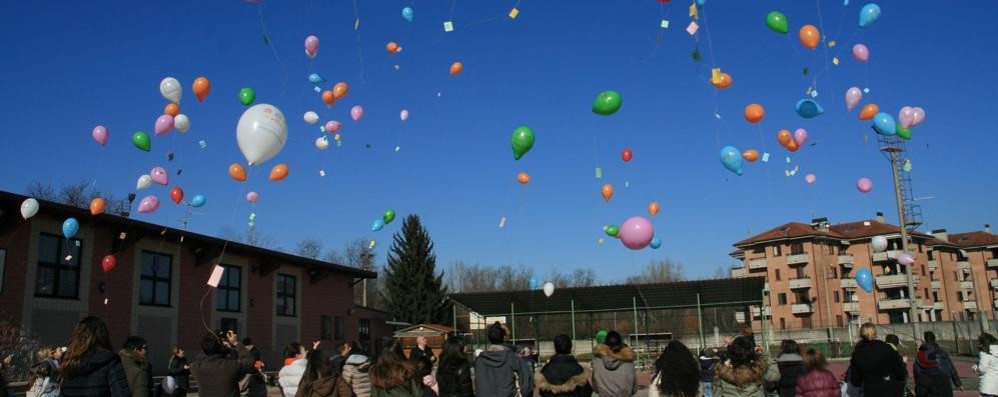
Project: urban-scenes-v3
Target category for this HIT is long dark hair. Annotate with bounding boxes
[653,341,701,397]
[439,336,467,370]
[779,340,800,356]
[61,316,113,380]
[726,336,760,368]
[980,333,998,354]
[370,339,416,389]
[299,349,334,395]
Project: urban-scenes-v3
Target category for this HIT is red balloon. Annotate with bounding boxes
[621,148,633,163]
[170,186,184,204]
[102,255,117,272]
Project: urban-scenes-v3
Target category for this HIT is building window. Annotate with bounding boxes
[801,317,813,328]
[216,265,241,312]
[359,319,371,341]
[796,291,809,304]
[791,242,804,255]
[921,265,926,277]
[35,233,81,299]
[775,269,781,281]
[321,315,332,340]
[220,317,239,334]
[334,316,344,340]
[953,271,958,282]
[276,274,297,317]
[928,250,935,260]
[924,288,929,300]
[780,318,786,330]
[773,245,782,257]
[139,251,172,306]
[778,293,788,305]
[918,244,923,253]
[830,267,838,279]
[933,292,939,302]
[834,291,840,303]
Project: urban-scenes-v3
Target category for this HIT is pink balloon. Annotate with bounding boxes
[897,252,915,266]
[852,43,869,63]
[137,195,160,214]
[911,107,926,127]
[845,87,862,111]
[619,216,654,250]
[246,191,259,204]
[150,166,169,185]
[324,120,342,133]
[350,105,364,122]
[856,177,873,193]
[92,125,109,146]
[805,174,816,184]
[793,128,808,147]
[154,114,174,136]
[400,109,409,121]
[304,35,320,58]
[898,106,915,128]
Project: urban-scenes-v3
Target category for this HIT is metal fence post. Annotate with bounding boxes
[697,293,705,350]
[571,299,577,341]
[511,302,516,341]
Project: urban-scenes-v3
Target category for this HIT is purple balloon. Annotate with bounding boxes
[619,216,654,250]
[911,107,926,127]
[324,120,342,133]
[898,106,915,128]
[92,125,109,146]
[246,191,259,204]
[305,35,320,58]
[793,128,808,147]
[856,177,873,193]
[137,195,160,214]
[154,114,174,136]
[897,252,915,266]
[351,105,364,122]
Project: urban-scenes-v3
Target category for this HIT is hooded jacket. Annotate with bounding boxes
[977,344,998,395]
[280,357,310,397]
[536,355,592,397]
[60,349,132,397]
[473,344,533,397]
[771,353,804,397]
[436,359,473,397]
[296,374,353,397]
[712,353,780,397]
[190,347,257,397]
[848,339,906,397]
[793,369,840,397]
[914,341,961,388]
[343,354,373,397]
[119,349,151,397]
[591,344,637,397]
[699,354,718,384]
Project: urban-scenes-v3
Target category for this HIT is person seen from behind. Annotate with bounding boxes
[648,340,700,397]
[592,331,638,397]
[698,348,718,397]
[369,339,421,397]
[59,316,131,397]
[914,331,962,396]
[848,322,906,397]
[713,335,779,397]
[770,340,804,397]
[27,346,63,397]
[240,338,267,397]
[279,341,319,397]
[189,330,256,397]
[435,336,473,397]
[474,322,534,397]
[536,334,592,397]
[974,333,998,397]
[295,348,352,397]
[793,349,839,397]
[343,341,373,397]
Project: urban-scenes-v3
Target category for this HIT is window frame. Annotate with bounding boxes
[334,316,344,340]
[34,233,82,299]
[276,274,297,317]
[139,251,173,307]
[216,265,242,313]
[321,315,333,340]
[220,317,239,334]
[359,319,371,341]
[777,293,788,305]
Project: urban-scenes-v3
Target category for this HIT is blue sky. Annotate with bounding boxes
[2,1,996,282]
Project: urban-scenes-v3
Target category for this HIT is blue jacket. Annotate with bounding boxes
[699,356,718,383]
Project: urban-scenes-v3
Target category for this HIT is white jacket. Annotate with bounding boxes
[278,358,308,397]
[978,344,998,395]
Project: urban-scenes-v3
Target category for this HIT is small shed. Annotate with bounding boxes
[394,324,454,359]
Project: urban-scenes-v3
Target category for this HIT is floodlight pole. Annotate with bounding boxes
[571,299,577,341]
[881,141,920,340]
[510,302,516,341]
[632,296,639,362]
[697,293,705,349]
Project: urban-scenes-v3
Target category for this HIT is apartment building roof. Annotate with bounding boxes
[734,219,935,248]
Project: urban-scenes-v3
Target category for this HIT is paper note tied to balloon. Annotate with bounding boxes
[595,167,602,179]
[762,152,770,162]
[499,217,506,228]
[711,68,721,84]
[198,140,207,150]
[319,169,326,177]
[903,159,912,172]
[207,265,225,288]
[689,3,698,19]
[661,20,670,28]
[443,21,453,32]
[832,57,839,65]
[508,8,519,19]
[686,21,699,35]
[354,19,359,30]
[369,240,376,249]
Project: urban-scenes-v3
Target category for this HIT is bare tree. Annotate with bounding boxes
[295,237,324,259]
[708,265,730,279]
[626,258,686,284]
[58,180,91,208]
[323,249,345,265]
[25,181,56,201]
[571,268,598,287]
[343,238,375,270]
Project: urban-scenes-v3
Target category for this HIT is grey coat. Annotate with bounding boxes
[591,344,638,397]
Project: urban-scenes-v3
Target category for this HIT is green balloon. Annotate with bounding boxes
[766,11,789,34]
[592,90,622,116]
[596,329,608,344]
[239,88,256,106]
[605,225,620,237]
[896,125,912,140]
[383,209,396,224]
[510,126,535,160]
[132,131,151,152]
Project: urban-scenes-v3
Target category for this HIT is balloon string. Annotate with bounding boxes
[352,0,366,84]
[257,1,289,95]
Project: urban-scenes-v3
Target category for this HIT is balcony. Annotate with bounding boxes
[933,302,945,311]
[965,301,978,312]
[789,277,813,290]
[731,267,747,278]
[932,280,941,290]
[787,253,810,265]
[876,274,912,289]
[873,250,902,262]
[991,279,998,290]
[748,258,768,270]
[841,279,858,289]
[843,302,860,313]
[763,282,769,292]
[961,280,975,290]
[878,299,911,310]
[988,258,998,269]
[792,304,814,314]
[958,261,971,273]
[750,306,772,318]
[838,255,854,268]
[735,312,746,323]
[928,260,938,271]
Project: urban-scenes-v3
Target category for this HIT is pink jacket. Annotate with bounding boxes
[794,369,840,397]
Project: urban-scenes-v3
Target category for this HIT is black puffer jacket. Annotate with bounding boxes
[536,355,593,397]
[849,339,906,397]
[772,353,805,397]
[435,360,473,397]
[190,347,256,397]
[60,350,131,397]
[168,355,191,390]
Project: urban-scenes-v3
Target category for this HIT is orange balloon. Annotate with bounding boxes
[269,163,289,181]
[601,184,614,202]
[322,90,335,106]
[859,103,879,121]
[648,201,660,217]
[193,77,211,102]
[517,172,530,184]
[450,62,463,76]
[386,41,399,53]
[777,129,792,147]
[333,82,349,99]
[744,104,765,124]
[787,140,799,152]
[742,149,760,162]
[712,72,733,89]
[228,163,247,182]
[89,198,106,216]
[799,25,820,49]
[164,103,180,117]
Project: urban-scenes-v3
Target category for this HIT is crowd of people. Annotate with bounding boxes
[6,317,998,397]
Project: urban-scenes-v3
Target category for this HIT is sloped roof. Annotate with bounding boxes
[734,219,934,248]
[394,324,455,337]
[733,222,830,247]
[828,220,933,240]
[945,231,998,248]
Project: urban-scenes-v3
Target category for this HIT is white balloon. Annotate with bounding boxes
[174,114,190,133]
[543,282,555,297]
[136,175,152,190]
[20,198,39,219]
[236,104,288,165]
[159,77,182,103]
[304,111,319,125]
[315,136,329,150]
[871,236,888,252]
[400,109,409,121]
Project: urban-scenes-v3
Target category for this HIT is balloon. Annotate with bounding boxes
[236,104,288,165]
[154,114,174,136]
[164,103,180,117]
[400,109,409,121]
[601,184,614,202]
[315,136,330,150]
[896,125,912,140]
[132,131,151,152]
[333,82,349,99]
[371,219,385,232]
[711,72,733,89]
[720,146,743,176]
[190,194,206,208]
[402,6,414,22]
[872,113,896,136]
[529,277,538,290]
[246,191,259,204]
[193,77,211,102]
[897,252,915,266]
[742,149,759,162]
[648,202,660,217]
[856,268,873,293]
[20,198,39,219]
[325,120,343,133]
[649,237,662,249]
[517,172,531,184]
[304,111,319,125]
[62,218,79,239]
[383,209,396,224]
[350,106,364,122]
[793,128,808,147]
[859,3,881,28]
[898,106,915,129]
[174,114,190,133]
[605,225,620,237]
[138,195,160,214]
[621,148,633,162]
[170,186,184,204]
[160,77,182,103]
[798,25,820,49]
[852,44,869,63]
[543,282,555,298]
[856,177,873,193]
[149,167,167,185]
[386,42,400,53]
[787,140,799,152]
[510,126,535,160]
[766,11,788,34]
[592,90,622,116]
[136,175,152,190]
[238,88,256,106]
[795,99,824,119]
[322,90,335,106]
[596,330,608,344]
[620,216,654,250]
[92,125,108,146]
[871,236,888,252]
[777,129,792,147]
[744,103,765,123]
[911,107,926,127]
[449,62,463,76]
[845,87,863,111]
[89,198,106,216]
[101,255,117,272]
[308,73,325,85]
[304,35,320,58]
[805,174,816,184]
[269,163,289,181]
[859,103,879,120]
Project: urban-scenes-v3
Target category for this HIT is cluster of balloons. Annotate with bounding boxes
[776,128,807,152]
[321,82,349,106]
[372,209,396,232]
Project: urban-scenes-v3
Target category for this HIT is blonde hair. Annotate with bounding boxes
[860,322,877,341]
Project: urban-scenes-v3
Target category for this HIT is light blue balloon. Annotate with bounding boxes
[529,277,538,290]
[308,73,325,85]
[719,146,743,176]
[402,6,414,22]
[872,112,897,136]
[372,219,385,232]
[696,0,706,5]
[649,237,662,250]
[855,268,873,293]
[859,3,881,28]
[190,194,206,208]
[795,99,825,119]
[62,217,79,239]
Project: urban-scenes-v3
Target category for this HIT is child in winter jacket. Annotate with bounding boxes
[794,349,839,397]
